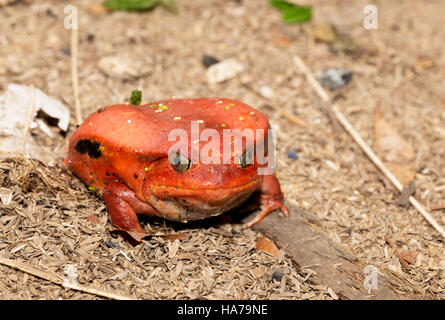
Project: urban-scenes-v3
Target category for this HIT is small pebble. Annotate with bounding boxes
[206,59,244,84]
[271,267,290,283]
[87,33,95,42]
[202,55,220,68]
[271,270,284,282]
[287,149,299,159]
[260,86,275,99]
[316,68,352,91]
[105,238,123,249]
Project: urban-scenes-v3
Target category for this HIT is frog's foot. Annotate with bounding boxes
[244,195,289,228]
[243,174,289,228]
[104,182,160,242]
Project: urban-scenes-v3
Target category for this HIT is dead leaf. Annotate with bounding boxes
[385,236,417,270]
[374,105,416,186]
[156,233,187,241]
[127,231,149,242]
[398,250,417,265]
[256,236,278,257]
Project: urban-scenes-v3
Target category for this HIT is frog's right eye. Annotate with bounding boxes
[169,152,191,173]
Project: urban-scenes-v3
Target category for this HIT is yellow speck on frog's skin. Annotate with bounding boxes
[221,123,227,128]
[98,146,105,152]
[148,104,157,108]
[229,103,235,106]
[197,120,204,124]
[225,106,230,110]
[155,109,164,113]
[157,105,168,110]
[239,116,244,121]
[173,116,181,120]
[88,186,95,191]
[216,100,223,104]
[144,167,149,172]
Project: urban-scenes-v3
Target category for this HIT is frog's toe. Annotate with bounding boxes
[243,197,289,228]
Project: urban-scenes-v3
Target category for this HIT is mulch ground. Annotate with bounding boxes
[0,0,444,299]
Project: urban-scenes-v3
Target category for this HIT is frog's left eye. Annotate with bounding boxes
[239,150,254,168]
[169,152,191,173]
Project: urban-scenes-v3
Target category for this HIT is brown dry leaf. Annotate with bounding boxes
[127,231,149,242]
[385,236,417,270]
[398,250,417,265]
[157,233,187,241]
[256,236,279,258]
[374,105,416,186]
[397,250,418,270]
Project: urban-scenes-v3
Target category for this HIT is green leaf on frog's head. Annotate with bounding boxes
[269,0,312,24]
[103,0,177,11]
[130,90,142,105]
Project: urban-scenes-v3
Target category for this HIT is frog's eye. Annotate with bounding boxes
[169,152,191,173]
[239,150,254,168]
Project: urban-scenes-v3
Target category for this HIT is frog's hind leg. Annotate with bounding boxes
[104,182,160,241]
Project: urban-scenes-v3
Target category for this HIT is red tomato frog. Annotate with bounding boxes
[65,98,289,241]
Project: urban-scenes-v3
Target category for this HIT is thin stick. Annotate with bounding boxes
[280,110,309,127]
[21,85,35,155]
[71,26,82,125]
[0,256,133,300]
[293,55,445,240]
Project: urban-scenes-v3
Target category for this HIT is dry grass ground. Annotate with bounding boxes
[0,0,444,299]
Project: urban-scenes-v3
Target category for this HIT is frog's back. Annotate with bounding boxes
[66,98,269,193]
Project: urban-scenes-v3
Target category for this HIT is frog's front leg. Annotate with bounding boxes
[244,175,290,228]
[103,182,160,241]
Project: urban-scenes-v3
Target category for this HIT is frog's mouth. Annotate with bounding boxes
[143,179,260,222]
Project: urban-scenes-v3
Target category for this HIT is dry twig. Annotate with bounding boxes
[0,256,133,300]
[71,26,82,125]
[293,55,445,240]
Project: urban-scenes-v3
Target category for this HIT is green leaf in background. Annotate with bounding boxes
[130,90,142,105]
[103,0,177,11]
[269,0,296,11]
[269,0,312,23]
[282,6,312,23]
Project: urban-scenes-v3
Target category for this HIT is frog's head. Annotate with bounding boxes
[141,148,264,222]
